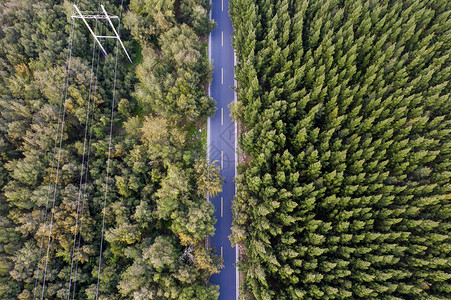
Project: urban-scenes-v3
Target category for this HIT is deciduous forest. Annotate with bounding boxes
[230,0,450,299]
[0,0,221,299]
[1,0,450,299]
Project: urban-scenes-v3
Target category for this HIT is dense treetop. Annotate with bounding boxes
[230,0,450,299]
[0,0,220,299]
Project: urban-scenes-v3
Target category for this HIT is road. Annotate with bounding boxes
[207,0,238,299]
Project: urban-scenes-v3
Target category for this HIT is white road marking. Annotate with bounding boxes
[222,0,224,11]
[221,150,223,169]
[221,246,223,257]
[222,31,224,46]
[221,107,224,125]
[221,68,223,84]
[221,197,223,217]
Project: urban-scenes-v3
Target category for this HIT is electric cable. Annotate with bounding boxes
[40,1,81,296]
[70,8,104,299]
[33,1,126,298]
[32,20,74,300]
[66,2,103,296]
[95,1,124,298]
[32,3,80,298]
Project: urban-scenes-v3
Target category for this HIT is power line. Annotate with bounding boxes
[67,2,103,296]
[32,5,79,298]
[40,2,82,296]
[32,2,129,298]
[96,1,124,298]
[32,20,75,300]
[70,8,105,298]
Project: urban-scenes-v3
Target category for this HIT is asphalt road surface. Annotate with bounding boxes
[208,0,237,298]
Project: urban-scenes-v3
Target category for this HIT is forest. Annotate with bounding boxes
[230,0,450,299]
[0,0,222,299]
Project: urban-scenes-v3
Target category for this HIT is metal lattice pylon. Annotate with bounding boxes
[72,4,132,63]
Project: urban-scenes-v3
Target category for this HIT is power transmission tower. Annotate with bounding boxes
[72,4,132,63]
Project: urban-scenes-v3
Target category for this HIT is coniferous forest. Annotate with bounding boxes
[230,0,450,299]
[0,0,221,299]
[0,0,450,299]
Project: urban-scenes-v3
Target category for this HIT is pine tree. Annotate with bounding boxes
[231,0,451,298]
